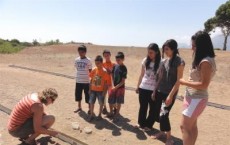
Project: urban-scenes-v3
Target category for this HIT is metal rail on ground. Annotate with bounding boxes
[8,65,230,111]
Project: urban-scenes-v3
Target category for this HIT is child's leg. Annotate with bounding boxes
[89,91,96,116]
[83,84,90,112]
[109,104,114,114]
[75,83,83,111]
[115,104,121,115]
[102,91,108,113]
[90,103,95,116]
[99,104,103,117]
[108,87,115,115]
[115,87,125,115]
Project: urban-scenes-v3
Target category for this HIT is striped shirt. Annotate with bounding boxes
[75,57,92,83]
[7,94,40,131]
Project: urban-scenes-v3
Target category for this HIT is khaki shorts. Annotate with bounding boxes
[9,118,34,138]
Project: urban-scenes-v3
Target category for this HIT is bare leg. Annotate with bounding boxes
[25,115,55,144]
[109,104,114,114]
[98,104,103,117]
[192,120,198,145]
[78,101,82,109]
[181,115,197,145]
[90,103,94,116]
[115,104,121,115]
[166,131,171,140]
[165,131,174,145]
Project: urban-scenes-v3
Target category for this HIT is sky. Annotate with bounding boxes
[0,0,228,47]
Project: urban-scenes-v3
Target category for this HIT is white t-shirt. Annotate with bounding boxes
[139,57,157,91]
[74,57,92,83]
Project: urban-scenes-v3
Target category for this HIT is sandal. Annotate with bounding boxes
[143,127,151,132]
[151,132,166,139]
[22,140,38,145]
[165,138,174,145]
[74,108,82,113]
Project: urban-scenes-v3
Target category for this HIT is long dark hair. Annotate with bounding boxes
[145,43,161,74]
[192,31,215,68]
[162,39,179,67]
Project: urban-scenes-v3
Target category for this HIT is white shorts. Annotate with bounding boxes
[182,96,208,118]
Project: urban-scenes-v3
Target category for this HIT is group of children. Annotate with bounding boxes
[74,45,127,122]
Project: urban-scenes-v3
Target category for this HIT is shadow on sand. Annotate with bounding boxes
[17,136,61,145]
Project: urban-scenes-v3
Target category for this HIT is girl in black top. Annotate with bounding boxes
[151,39,185,145]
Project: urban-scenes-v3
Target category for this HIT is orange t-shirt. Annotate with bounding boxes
[103,61,115,86]
[89,67,110,92]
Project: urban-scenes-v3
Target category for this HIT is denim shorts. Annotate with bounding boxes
[89,91,104,105]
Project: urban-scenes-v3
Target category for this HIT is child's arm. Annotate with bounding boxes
[102,80,108,97]
[88,60,92,73]
[113,78,125,90]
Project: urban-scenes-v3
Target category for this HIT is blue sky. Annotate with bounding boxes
[0,0,228,47]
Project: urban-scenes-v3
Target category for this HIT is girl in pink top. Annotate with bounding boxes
[180,31,216,145]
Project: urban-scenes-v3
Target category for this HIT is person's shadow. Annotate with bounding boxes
[78,111,183,144]
[78,111,147,140]
[144,128,183,145]
[18,136,61,145]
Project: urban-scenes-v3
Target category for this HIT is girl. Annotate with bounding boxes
[136,43,161,131]
[152,39,185,145]
[180,31,216,145]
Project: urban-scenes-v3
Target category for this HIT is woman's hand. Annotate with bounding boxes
[165,97,172,106]
[135,88,139,94]
[49,130,59,137]
[179,78,187,85]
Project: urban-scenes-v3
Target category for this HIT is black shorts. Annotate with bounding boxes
[75,83,90,103]
[9,118,34,138]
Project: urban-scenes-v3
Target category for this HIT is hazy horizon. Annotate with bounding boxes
[0,0,229,49]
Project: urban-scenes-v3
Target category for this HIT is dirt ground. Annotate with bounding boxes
[0,44,229,145]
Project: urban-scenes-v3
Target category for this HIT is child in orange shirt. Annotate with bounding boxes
[89,55,110,121]
[102,50,115,114]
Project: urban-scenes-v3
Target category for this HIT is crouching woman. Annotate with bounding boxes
[7,88,59,145]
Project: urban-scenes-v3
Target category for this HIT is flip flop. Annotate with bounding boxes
[22,140,38,145]
[143,127,151,132]
[165,138,174,145]
[151,132,166,139]
[74,108,82,113]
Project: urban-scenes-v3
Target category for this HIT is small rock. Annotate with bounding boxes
[84,127,92,134]
[66,117,71,120]
[71,122,80,130]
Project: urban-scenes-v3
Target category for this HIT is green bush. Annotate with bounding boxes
[0,39,27,54]
[0,41,24,54]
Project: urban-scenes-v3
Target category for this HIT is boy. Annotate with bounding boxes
[102,50,115,114]
[89,55,109,121]
[74,45,92,113]
[108,52,127,122]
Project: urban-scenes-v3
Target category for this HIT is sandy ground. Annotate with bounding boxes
[0,44,230,145]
